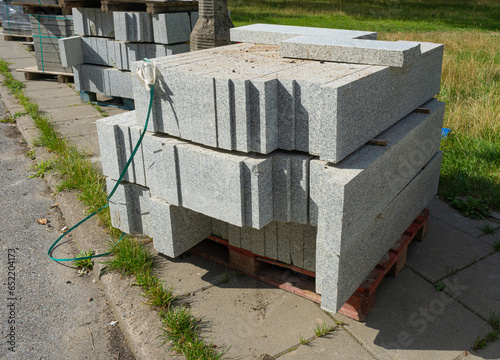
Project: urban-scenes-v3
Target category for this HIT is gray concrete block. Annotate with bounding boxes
[96,111,145,185]
[153,12,191,44]
[230,24,377,45]
[280,37,421,67]
[310,98,444,237]
[58,36,83,67]
[114,12,154,42]
[149,196,212,258]
[81,36,111,67]
[273,152,312,223]
[227,224,241,248]
[106,178,151,236]
[290,222,304,268]
[211,218,229,240]
[249,78,279,153]
[303,225,316,272]
[264,221,278,259]
[277,221,291,263]
[242,156,274,229]
[318,41,444,162]
[73,8,114,37]
[77,64,133,98]
[318,151,443,313]
[138,42,441,161]
[73,8,85,36]
[175,144,245,226]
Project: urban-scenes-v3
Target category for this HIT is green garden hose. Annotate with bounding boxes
[48,62,155,262]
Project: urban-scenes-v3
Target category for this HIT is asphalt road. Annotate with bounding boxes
[0,98,135,360]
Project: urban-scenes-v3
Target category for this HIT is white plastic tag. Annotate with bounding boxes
[133,60,157,90]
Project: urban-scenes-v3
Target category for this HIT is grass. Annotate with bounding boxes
[74,249,94,274]
[434,283,446,292]
[473,330,499,351]
[313,321,335,337]
[478,222,497,235]
[29,158,54,179]
[228,1,500,214]
[490,311,500,331]
[0,59,224,359]
[1,111,24,123]
[494,240,500,251]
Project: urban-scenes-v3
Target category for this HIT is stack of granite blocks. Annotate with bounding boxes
[58,7,198,100]
[97,24,445,314]
[30,14,74,73]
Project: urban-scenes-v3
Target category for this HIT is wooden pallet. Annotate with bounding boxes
[3,34,33,42]
[16,66,73,84]
[79,90,135,110]
[101,0,197,13]
[188,208,430,322]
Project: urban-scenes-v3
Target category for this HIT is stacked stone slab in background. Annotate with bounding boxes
[0,1,31,36]
[59,7,197,100]
[97,24,445,314]
[30,13,74,73]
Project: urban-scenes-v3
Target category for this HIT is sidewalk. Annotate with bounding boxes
[1,37,499,360]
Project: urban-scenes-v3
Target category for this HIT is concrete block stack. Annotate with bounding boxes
[97,24,445,314]
[30,13,74,73]
[59,7,198,100]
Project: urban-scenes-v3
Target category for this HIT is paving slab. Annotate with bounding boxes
[406,217,494,282]
[443,253,500,320]
[189,276,335,359]
[334,269,489,360]
[40,106,100,122]
[153,252,237,296]
[427,198,498,238]
[280,329,376,360]
[468,341,500,360]
[477,231,500,246]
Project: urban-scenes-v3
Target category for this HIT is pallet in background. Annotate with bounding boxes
[79,90,135,110]
[16,65,73,83]
[188,208,430,322]
[3,33,33,42]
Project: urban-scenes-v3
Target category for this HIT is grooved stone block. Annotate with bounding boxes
[58,36,83,67]
[142,132,275,229]
[273,152,313,223]
[309,98,444,236]
[114,12,154,42]
[75,64,133,99]
[133,42,443,162]
[106,178,151,236]
[230,24,377,45]
[209,218,317,272]
[96,111,146,185]
[280,37,421,67]
[73,8,114,38]
[152,12,191,44]
[149,197,212,258]
[318,151,443,313]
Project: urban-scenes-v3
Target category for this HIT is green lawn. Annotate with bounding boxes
[229,0,500,212]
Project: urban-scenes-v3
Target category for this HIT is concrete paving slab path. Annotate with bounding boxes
[334,269,490,360]
[189,276,335,359]
[428,198,499,238]
[406,217,495,282]
[280,330,376,360]
[443,252,500,320]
